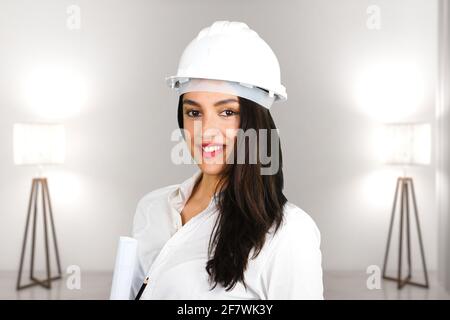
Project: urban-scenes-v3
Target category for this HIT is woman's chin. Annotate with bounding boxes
[197,163,225,175]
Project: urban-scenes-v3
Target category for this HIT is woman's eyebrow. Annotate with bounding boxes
[183,99,201,107]
[213,98,239,107]
[183,98,239,107]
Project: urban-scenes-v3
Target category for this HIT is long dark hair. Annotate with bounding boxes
[177,94,287,291]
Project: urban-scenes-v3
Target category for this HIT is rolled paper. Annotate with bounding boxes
[110,236,138,300]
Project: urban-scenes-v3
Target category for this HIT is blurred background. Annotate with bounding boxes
[0,0,449,299]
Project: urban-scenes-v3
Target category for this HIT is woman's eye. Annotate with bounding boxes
[220,109,239,117]
[186,110,201,118]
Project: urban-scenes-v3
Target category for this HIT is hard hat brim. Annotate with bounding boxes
[165,75,287,102]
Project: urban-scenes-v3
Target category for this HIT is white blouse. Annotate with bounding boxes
[131,170,324,299]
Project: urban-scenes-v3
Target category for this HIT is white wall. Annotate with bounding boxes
[0,0,438,273]
[437,0,450,291]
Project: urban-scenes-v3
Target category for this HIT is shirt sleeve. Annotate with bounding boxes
[260,211,324,300]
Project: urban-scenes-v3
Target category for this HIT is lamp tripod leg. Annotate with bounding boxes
[382,178,401,279]
[42,178,51,289]
[397,179,405,289]
[44,179,62,278]
[16,179,36,290]
[30,179,39,283]
[410,179,430,288]
[405,181,412,281]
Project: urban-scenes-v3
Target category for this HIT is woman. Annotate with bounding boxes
[131,21,323,299]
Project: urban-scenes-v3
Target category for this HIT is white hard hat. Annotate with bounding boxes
[166,21,287,109]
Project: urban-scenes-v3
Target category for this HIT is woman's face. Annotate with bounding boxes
[182,91,240,176]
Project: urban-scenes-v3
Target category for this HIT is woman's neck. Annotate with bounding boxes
[192,172,223,201]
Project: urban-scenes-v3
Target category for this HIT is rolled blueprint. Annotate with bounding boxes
[110,236,138,300]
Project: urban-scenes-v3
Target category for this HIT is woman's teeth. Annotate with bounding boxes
[202,145,223,152]
[200,145,224,159]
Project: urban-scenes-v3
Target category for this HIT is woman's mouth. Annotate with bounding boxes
[199,144,224,159]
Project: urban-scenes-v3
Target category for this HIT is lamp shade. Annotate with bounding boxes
[380,123,431,165]
[13,123,65,165]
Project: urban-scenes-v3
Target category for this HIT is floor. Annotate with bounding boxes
[0,271,112,300]
[323,271,450,300]
[0,271,448,300]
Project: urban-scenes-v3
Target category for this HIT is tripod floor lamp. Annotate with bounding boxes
[13,123,65,290]
[380,123,431,289]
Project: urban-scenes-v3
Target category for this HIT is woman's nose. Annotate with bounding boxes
[201,113,221,139]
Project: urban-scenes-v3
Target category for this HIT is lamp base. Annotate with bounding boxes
[382,177,429,289]
[16,177,62,290]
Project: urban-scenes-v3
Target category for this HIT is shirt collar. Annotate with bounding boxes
[168,169,203,213]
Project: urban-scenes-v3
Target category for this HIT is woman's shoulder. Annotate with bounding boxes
[269,202,321,246]
[136,183,179,209]
[132,184,179,232]
[257,202,324,299]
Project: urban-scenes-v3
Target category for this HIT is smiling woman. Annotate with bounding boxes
[131,21,323,300]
